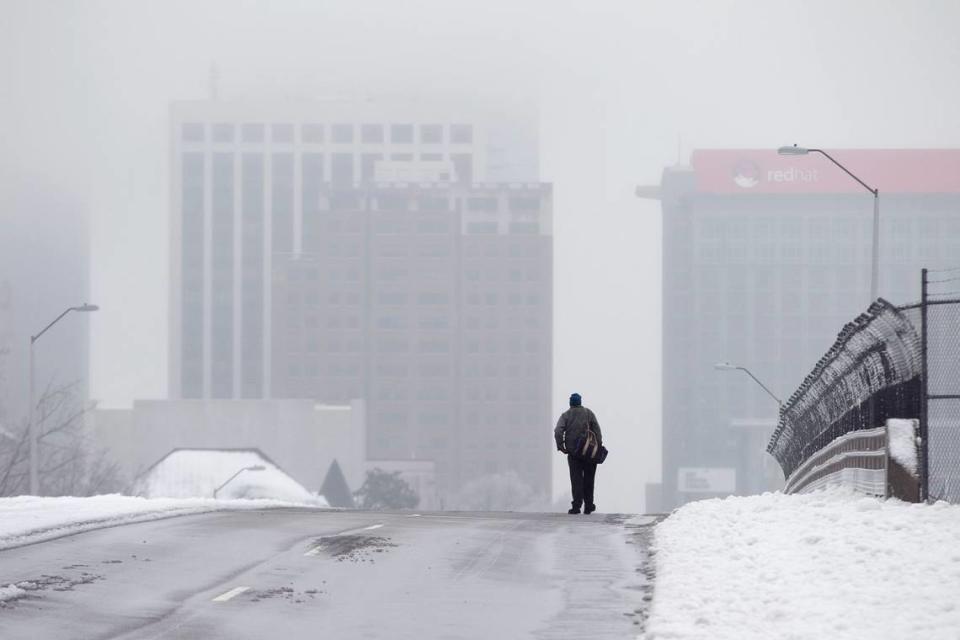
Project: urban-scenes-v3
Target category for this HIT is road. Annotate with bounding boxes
[0,509,655,639]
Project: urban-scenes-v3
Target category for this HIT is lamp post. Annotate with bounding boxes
[714,362,782,410]
[213,465,265,499]
[778,145,880,303]
[29,303,99,495]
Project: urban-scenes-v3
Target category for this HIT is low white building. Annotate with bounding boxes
[87,398,365,496]
[133,447,326,505]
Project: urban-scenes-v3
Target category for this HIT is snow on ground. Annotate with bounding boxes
[0,494,321,552]
[888,418,920,476]
[0,583,27,604]
[645,488,960,640]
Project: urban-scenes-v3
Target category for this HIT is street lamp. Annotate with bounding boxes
[213,465,266,499]
[29,303,99,495]
[714,362,782,410]
[778,144,880,303]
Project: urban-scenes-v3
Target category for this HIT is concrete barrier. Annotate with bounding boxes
[784,419,920,502]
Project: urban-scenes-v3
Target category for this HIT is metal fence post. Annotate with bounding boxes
[920,268,929,502]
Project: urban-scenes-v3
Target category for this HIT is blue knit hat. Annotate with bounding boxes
[569,393,582,407]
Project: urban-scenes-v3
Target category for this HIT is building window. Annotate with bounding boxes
[418,196,448,211]
[452,153,473,183]
[272,123,294,143]
[331,153,354,186]
[361,153,383,183]
[417,219,449,233]
[419,243,449,258]
[391,124,414,144]
[419,316,449,329]
[378,292,407,305]
[420,124,443,144]
[377,194,408,211]
[302,123,324,143]
[420,153,443,161]
[361,124,384,143]
[418,339,449,353]
[468,197,498,212]
[181,122,204,142]
[332,124,354,143]
[212,123,234,143]
[241,123,265,143]
[450,124,473,144]
[377,315,407,330]
[419,364,450,377]
[376,218,405,234]
[509,197,539,212]
[509,222,539,234]
[417,292,449,305]
[467,221,497,234]
[330,193,360,211]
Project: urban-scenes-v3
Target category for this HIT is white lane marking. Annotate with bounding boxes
[337,523,383,536]
[212,586,250,602]
[408,514,421,517]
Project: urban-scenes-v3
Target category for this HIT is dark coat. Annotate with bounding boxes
[554,406,602,452]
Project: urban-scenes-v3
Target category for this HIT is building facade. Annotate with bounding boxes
[168,101,552,499]
[647,149,960,510]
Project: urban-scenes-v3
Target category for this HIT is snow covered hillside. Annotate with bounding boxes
[645,489,960,640]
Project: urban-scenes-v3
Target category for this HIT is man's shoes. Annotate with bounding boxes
[584,504,596,515]
[568,507,581,515]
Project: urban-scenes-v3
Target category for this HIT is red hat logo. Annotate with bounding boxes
[732,159,761,189]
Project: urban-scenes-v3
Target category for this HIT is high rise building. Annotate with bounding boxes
[643,149,960,510]
[169,100,552,498]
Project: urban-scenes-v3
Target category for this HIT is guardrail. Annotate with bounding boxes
[784,426,887,495]
[783,420,919,501]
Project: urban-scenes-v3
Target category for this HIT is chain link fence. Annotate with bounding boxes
[766,299,921,482]
[920,268,960,502]
[767,269,960,503]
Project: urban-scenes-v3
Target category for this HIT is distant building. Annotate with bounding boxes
[167,100,552,501]
[132,447,323,504]
[644,149,960,509]
[87,398,365,495]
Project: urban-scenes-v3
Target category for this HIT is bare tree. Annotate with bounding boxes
[0,369,122,497]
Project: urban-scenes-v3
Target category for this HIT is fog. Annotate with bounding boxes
[3,1,960,513]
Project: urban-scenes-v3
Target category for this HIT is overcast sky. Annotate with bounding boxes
[3,1,960,512]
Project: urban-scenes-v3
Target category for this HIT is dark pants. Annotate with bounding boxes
[568,455,597,510]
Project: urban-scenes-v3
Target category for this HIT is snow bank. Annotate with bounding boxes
[0,494,320,551]
[646,489,960,640]
[0,583,27,604]
[888,418,919,477]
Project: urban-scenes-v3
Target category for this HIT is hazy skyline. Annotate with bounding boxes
[4,1,960,511]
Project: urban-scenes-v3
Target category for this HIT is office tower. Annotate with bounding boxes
[169,100,552,498]
[644,149,960,509]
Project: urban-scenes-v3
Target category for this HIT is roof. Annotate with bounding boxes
[690,149,960,195]
[132,448,321,503]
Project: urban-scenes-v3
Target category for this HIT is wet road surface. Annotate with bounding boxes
[0,509,656,639]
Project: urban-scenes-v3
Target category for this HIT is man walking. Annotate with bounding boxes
[554,393,602,514]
